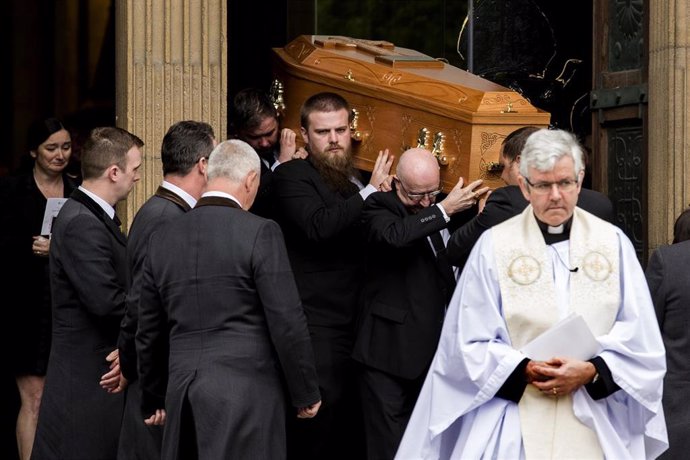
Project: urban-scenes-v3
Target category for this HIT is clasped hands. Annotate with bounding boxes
[526,357,597,397]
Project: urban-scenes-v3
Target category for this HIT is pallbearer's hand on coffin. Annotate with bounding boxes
[278,128,308,163]
[439,177,490,215]
[367,149,394,190]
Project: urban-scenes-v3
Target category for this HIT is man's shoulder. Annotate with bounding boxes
[59,196,93,219]
[364,190,400,209]
[130,196,185,239]
[274,158,313,176]
[273,159,329,194]
[578,188,614,222]
[486,185,527,207]
[155,204,271,244]
[655,239,690,259]
[52,199,107,243]
[138,194,186,218]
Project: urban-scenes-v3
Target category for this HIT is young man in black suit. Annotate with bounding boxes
[271,92,393,459]
[33,127,143,460]
[352,147,487,459]
[136,139,321,459]
[115,120,214,459]
[446,126,614,269]
[229,88,307,217]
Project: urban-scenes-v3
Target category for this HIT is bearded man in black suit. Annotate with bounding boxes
[271,92,393,459]
[352,147,487,459]
[137,139,321,459]
[447,126,614,269]
[115,120,214,459]
[33,127,143,460]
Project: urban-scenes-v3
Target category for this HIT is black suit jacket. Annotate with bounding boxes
[446,185,615,268]
[646,240,690,459]
[271,159,367,328]
[118,186,191,381]
[250,159,276,218]
[33,188,126,460]
[352,191,461,379]
[117,186,188,459]
[136,196,320,459]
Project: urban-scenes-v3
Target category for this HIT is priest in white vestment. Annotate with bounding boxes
[396,128,668,460]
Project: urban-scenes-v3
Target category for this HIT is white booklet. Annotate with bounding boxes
[40,198,68,236]
[521,313,599,361]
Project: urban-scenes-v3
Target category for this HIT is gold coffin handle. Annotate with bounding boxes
[431,132,449,166]
[350,108,368,141]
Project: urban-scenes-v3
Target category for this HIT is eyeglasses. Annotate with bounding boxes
[395,178,442,201]
[523,177,579,195]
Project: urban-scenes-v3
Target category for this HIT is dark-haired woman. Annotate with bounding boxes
[2,118,78,460]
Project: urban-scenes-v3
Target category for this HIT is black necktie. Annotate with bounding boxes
[429,232,457,303]
[429,232,446,256]
[113,214,122,227]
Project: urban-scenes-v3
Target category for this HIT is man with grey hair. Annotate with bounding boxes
[397,128,668,459]
[446,126,614,270]
[136,139,321,459]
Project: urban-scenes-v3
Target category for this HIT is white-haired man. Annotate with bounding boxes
[136,139,321,459]
[397,128,668,459]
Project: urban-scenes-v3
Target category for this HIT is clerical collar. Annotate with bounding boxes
[536,216,573,245]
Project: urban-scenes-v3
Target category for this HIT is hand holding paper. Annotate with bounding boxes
[521,313,599,361]
[521,314,601,396]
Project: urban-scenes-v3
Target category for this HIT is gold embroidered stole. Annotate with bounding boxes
[491,206,620,459]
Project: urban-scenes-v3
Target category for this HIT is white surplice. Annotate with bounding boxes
[395,207,668,460]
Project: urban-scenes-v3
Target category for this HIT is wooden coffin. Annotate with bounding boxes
[271,35,551,191]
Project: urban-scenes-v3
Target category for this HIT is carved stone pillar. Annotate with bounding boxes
[114,0,227,229]
[648,0,690,251]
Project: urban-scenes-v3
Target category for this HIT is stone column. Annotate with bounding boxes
[114,0,227,228]
[648,0,690,252]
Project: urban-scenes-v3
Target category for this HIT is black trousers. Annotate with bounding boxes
[358,365,425,460]
[287,325,364,460]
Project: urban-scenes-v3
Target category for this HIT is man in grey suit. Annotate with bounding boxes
[137,139,321,459]
[32,127,143,460]
[646,208,690,460]
[116,120,214,459]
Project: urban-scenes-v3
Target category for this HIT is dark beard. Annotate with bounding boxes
[308,149,360,196]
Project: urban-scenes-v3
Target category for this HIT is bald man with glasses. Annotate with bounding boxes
[352,147,488,459]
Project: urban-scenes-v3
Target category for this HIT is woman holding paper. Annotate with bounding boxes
[1,117,78,460]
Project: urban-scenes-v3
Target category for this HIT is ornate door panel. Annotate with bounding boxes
[591,0,647,261]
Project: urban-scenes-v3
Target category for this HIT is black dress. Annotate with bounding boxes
[1,172,78,376]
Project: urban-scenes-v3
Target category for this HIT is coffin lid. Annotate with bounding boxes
[276,35,548,122]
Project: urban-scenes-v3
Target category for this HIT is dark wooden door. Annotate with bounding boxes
[591,0,648,261]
